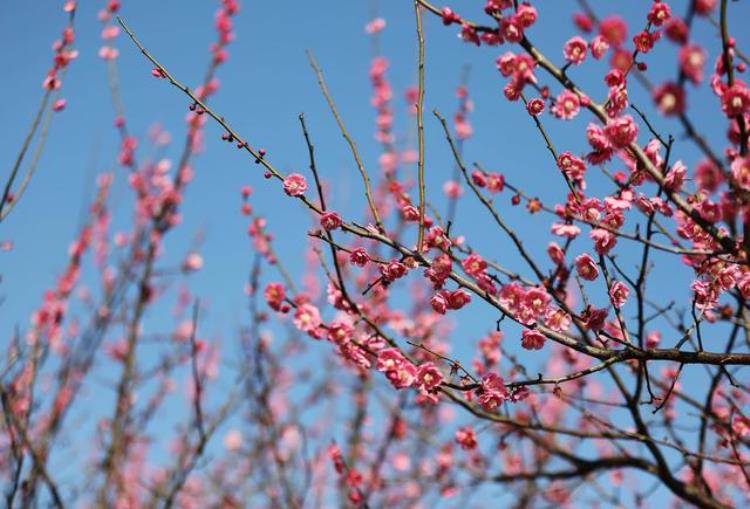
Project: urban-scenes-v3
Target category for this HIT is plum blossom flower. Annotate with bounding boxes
[283,173,308,196]
[563,36,587,65]
[320,211,343,230]
[557,152,587,185]
[293,303,321,334]
[633,30,660,53]
[547,242,565,265]
[487,173,505,193]
[526,97,545,116]
[462,253,487,278]
[731,157,750,190]
[521,329,545,350]
[416,362,444,392]
[653,82,686,116]
[377,348,417,389]
[448,289,471,310]
[590,35,609,59]
[575,253,599,281]
[545,307,571,332]
[679,44,706,84]
[364,17,386,34]
[327,321,353,345]
[455,426,477,450]
[646,331,661,349]
[551,90,581,119]
[349,247,370,267]
[721,84,750,118]
[599,16,627,47]
[264,283,288,312]
[182,252,203,272]
[604,115,638,148]
[551,223,581,238]
[443,180,463,198]
[647,2,671,26]
[583,307,608,332]
[431,292,448,314]
[590,229,617,255]
[477,372,507,411]
[380,260,408,282]
[609,281,630,308]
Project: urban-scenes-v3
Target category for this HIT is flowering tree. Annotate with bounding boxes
[2,0,750,507]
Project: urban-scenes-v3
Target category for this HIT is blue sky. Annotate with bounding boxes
[2,0,750,506]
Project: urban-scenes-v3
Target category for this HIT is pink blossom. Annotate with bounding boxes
[653,82,686,116]
[416,362,444,392]
[647,2,671,26]
[431,292,448,314]
[486,173,505,193]
[604,115,638,148]
[327,321,353,345]
[599,16,627,47]
[376,348,406,372]
[384,360,417,389]
[545,307,571,332]
[695,0,717,15]
[731,157,750,191]
[665,18,688,44]
[547,242,565,265]
[721,84,750,118]
[646,331,661,349]
[320,211,343,230]
[349,247,370,267]
[283,173,308,196]
[521,329,545,350]
[563,36,587,65]
[462,253,487,278]
[590,229,617,255]
[516,3,537,28]
[526,97,545,115]
[609,281,630,308]
[443,180,463,198]
[664,161,687,192]
[679,44,706,84]
[551,222,581,238]
[447,289,471,310]
[182,252,203,272]
[52,98,67,112]
[455,426,477,450]
[477,372,507,411]
[590,35,609,59]
[264,283,287,312]
[633,30,659,53]
[575,253,599,281]
[471,170,487,187]
[380,260,408,282]
[584,307,608,332]
[293,303,321,334]
[551,90,581,120]
[364,17,386,34]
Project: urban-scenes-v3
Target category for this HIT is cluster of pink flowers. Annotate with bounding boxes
[476,372,508,411]
[471,169,505,193]
[42,3,78,91]
[376,349,444,401]
[430,289,472,314]
[264,282,288,313]
[498,283,552,326]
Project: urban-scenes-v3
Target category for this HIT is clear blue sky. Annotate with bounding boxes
[2,0,749,506]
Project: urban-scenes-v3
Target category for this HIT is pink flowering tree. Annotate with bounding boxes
[2,0,750,507]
